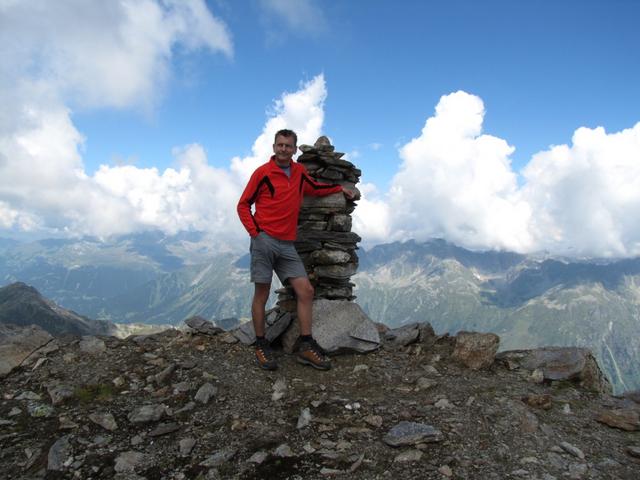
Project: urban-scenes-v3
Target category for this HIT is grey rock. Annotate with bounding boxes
[282,300,380,354]
[194,382,217,404]
[184,316,222,336]
[28,403,54,417]
[220,332,238,344]
[302,192,346,211]
[623,389,640,404]
[154,364,176,384]
[383,421,443,447]
[248,451,268,464]
[596,408,640,431]
[452,331,500,370]
[274,444,294,457]
[180,437,196,456]
[47,435,72,471]
[496,347,611,393]
[567,462,588,479]
[327,214,352,232]
[200,448,237,467]
[149,422,180,437]
[47,384,74,406]
[310,249,352,265]
[297,407,311,429]
[383,323,421,349]
[364,415,383,428]
[272,377,287,401]
[415,377,438,391]
[394,449,423,462]
[0,324,53,378]
[296,230,361,245]
[626,446,640,458]
[233,309,292,345]
[560,441,585,459]
[314,262,357,280]
[79,336,106,355]
[16,390,41,400]
[418,323,437,344]
[114,451,148,473]
[127,404,167,424]
[89,412,118,431]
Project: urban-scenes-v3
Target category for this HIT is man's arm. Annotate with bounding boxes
[301,173,349,198]
[237,172,262,237]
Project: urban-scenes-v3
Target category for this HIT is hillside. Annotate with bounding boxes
[354,240,640,393]
[0,282,116,337]
[1,234,640,393]
[0,324,638,479]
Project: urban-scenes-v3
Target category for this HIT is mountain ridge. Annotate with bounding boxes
[1,233,639,392]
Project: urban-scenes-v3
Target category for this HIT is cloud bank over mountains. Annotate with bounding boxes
[1,1,640,258]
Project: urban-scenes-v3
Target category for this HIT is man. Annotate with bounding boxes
[237,129,354,371]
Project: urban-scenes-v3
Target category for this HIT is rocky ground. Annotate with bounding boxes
[1,327,639,480]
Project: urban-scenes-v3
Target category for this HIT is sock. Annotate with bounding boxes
[256,335,266,343]
[299,334,313,342]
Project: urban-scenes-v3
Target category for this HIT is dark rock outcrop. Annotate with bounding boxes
[0,282,116,336]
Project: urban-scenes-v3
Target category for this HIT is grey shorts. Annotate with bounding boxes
[250,232,307,284]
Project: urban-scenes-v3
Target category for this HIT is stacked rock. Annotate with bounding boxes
[277,136,362,310]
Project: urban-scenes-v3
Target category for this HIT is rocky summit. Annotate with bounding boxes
[1,322,639,479]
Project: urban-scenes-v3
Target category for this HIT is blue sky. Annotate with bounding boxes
[73,0,640,188]
[1,0,640,257]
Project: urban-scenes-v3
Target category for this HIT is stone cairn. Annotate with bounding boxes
[276,136,362,310]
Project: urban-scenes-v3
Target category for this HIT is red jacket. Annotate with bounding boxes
[237,156,343,240]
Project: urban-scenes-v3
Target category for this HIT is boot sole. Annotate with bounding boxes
[296,356,331,371]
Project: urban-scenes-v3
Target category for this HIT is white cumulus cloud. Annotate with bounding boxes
[354,91,533,252]
[353,91,640,258]
[522,123,640,257]
[0,1,326,247]
[230,75,327,183]
[0,0,232,110]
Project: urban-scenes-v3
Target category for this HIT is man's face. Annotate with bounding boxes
[273,135,296,164]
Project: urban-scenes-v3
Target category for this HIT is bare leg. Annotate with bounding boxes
[251,283,271,337]
[288,277,315,336]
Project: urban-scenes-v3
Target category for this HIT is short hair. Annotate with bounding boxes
[274,129,297,146]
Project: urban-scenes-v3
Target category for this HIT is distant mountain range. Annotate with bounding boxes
[1,233,639,393]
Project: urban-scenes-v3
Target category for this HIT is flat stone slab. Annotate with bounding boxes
[383,421,443,447]
[282,300,379,354]
[596,409,640,431]
[496,347,611,393]
[233,309,292,345]
[383,323,421,349]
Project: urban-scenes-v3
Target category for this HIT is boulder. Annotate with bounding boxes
[281,299,379,354]
[452,331,500,370]
[79,336,106,355]
[0,324,53,378]
[496,347,612,393]
[596,409,640,431]
[383,421,443,447]
[383,323,421,349]
[184,316,222,336]
[233,309,292,345]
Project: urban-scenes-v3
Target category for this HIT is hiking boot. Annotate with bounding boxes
[296,338,331,370]
[255,338,278,370]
